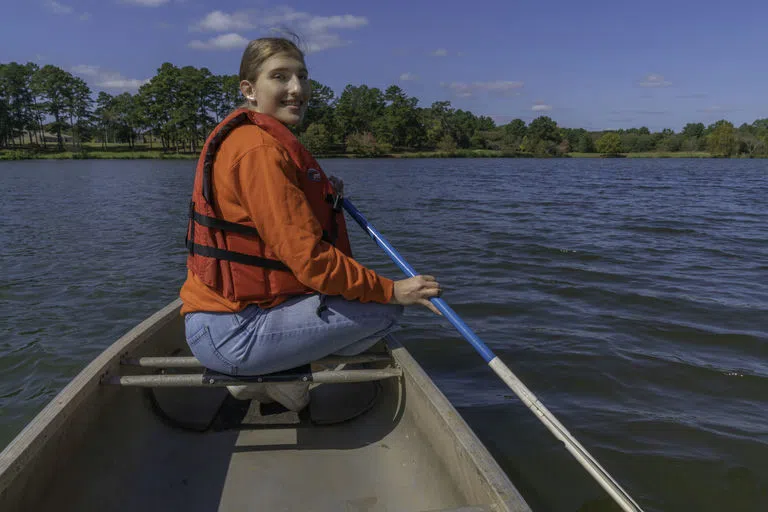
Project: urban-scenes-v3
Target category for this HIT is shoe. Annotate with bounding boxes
[227,384,274,403]
[264,381,310,412]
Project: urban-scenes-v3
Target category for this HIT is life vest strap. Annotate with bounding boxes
[191,209,261,237]
[186,240,290,271]
[202,112,250,203]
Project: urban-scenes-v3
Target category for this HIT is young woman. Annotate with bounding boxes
[180,38,441,411]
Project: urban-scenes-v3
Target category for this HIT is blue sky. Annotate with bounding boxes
[3,0,768,131]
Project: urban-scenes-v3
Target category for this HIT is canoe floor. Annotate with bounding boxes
[2,302,529,512]
[35,378,479,511]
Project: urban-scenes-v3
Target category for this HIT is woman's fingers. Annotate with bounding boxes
[391,275,442,314]
[416,275,442,315]
[419,298,442,316]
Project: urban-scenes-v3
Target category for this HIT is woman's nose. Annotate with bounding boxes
[287,75,302,93]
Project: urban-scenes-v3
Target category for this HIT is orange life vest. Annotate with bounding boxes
[185,109,352,302]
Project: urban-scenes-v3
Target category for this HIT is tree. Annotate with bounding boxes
[94,92,115,148]
[740,133,766,157]
[527,116,561,146]
[682,122,705,139]
[0,62,39,147]
[576,133,595,153]
[213,74,240,122]
[335,85,384,140]
[707,120,738,157]
[139,62,180,150]
[422,100,455,149]
[595,132,623,155]
[31,65,74,150]
[302,80,335,134]
[299,123,334,154]
[504,119,526,138]
[63,76,92,149]
[436,133,457,152]
[111,92,139,148]
[377,85,424,149]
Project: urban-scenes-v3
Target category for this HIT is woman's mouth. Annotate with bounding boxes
[281,100,303,109]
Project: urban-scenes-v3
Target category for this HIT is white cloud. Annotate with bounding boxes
[307,14,367,32]
[188,33,250,50]
[639,73,671,88]
[45,0,73,14]
[444,80,524,97]
[189,8,368,53]
[399,72,417,81]
[532,102,552,112]
[44,1,90,20]
[121,0,169,6]
[191,10,252,32]
[71,65,150,90]
[71,65,100,76]
[431,48,448,57]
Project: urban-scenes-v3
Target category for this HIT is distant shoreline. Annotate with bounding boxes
[4,148,763,161]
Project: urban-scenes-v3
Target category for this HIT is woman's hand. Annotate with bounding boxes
[328,176,344,195]
[390,275,442,315]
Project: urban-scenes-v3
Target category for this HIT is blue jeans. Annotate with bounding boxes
[184,294,403,376]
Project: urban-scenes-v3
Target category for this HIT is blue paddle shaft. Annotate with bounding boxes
[342,198,495,362]
[341,197,644,512]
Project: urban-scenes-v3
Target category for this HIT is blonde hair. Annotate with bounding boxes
[239,37,306,83]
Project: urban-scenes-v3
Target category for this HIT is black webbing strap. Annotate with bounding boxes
[185,240,290,271]
[191,210,261,237]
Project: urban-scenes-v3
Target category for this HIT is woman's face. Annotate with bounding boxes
[243,53,311,126]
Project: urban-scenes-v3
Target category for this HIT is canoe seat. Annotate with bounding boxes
[421,506,494,512]
[106,353,402,388]
[104,352,401,429]
[421,507,494,512]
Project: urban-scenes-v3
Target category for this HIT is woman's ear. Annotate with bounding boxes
[240,80,256,102]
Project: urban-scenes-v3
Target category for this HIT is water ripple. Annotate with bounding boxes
[1,158,767,512]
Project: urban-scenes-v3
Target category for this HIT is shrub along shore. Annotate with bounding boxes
[0,146,741,161]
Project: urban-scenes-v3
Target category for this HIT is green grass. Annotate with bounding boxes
[625,151,713,158]
[3,145,764,161]
[317,149,533,158]
[0,146,198,161]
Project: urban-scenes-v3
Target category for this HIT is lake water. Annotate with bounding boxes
[1,158,766,511]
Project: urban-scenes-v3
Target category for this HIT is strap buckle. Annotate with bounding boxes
[326,193,343,212]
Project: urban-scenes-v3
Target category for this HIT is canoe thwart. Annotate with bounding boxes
[121,353,393,369]
[104,368,403,387]
[421,506,494,512]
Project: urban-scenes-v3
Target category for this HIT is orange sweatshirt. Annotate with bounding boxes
[179,124,394,315]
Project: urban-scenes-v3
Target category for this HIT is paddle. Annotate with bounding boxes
[342,198,644,512]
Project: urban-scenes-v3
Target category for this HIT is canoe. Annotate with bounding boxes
[0,299,531,511]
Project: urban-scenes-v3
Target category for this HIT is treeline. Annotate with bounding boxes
[2,60,768,158]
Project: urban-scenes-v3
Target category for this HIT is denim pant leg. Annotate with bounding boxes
[184,294,403,376]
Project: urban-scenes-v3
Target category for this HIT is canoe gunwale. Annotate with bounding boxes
[0,299,531,511]
[0,299,184,498]
[387,335,531,511]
